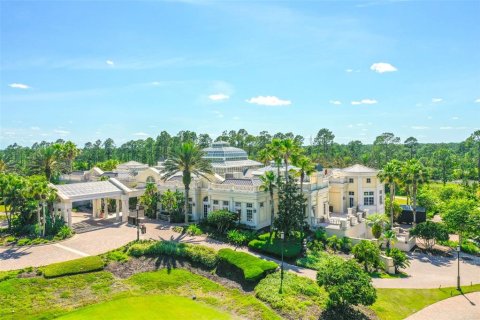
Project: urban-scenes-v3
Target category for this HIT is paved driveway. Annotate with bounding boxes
[405,292,480,320]
[1,219,479,290]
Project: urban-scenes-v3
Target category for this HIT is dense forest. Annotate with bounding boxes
[1,129,479,184]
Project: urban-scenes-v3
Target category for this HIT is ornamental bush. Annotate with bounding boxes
[218,248,278,282]
[248,232,302,259]
[42,256,104,278]
[206,210,237,234]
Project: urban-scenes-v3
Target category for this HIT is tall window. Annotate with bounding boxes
[349,178,354,183]
[364,191,374,206]
[366,178,371,183]
[246,203,253,222]
[222,200,229,210]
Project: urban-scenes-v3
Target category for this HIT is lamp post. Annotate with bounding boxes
[456,245,461,291]
[279,230,285,294]
[136,204,140,241]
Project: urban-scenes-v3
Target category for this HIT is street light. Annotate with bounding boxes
[456,245,461,291]
[279,230,285,294]
[136,204,140,241]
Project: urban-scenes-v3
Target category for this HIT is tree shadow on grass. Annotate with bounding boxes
[319,305,372,320]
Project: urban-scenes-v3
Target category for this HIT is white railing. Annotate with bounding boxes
[209,184,259,192]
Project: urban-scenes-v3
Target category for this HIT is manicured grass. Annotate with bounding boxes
[255,271,328,319]
[57,295,231,320]
[372,284,480,320]
[249,232,302,259]
[218,248,278,282]
[369,271,408,279]
[42,256,105,278]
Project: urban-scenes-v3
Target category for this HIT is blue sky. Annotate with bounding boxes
[1,0,479,148]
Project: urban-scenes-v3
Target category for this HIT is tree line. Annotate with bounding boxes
[1,129,479,184]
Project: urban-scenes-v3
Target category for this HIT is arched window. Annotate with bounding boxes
[146,176,156,185]
[203,196,209,202]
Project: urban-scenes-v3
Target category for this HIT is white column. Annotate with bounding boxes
[115,199,120,221]
[121,197,129,222]
[255,202,260,228]
[103,198,108,219]
[65,201,73,227]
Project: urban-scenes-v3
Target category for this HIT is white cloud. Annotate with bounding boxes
[212,110,224,118]
[427,116,433,120]
[133,132,149,137]
[432,98,443,103]
[53,129,70,135]
[8,83,30,89]
[30,126,40,130]
[246,96,291,106]
[370,62,397,73]
[452,116,459,120]
[411,126,430,130]
[351,99,378,105]
[209,93,230,101]
[233,116,240,121]
[440,126,452,130]
[329,100,341,105]
[345,69,353,73]
[475,98,480,103]
[106,60,114,66]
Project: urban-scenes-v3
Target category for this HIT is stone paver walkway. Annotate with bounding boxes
[1,218,479,290]
[405,292,480,320]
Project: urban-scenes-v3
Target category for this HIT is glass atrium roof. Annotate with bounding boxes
[202,141,249,163]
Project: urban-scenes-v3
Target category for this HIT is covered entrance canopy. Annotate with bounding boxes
[51,178,133,227]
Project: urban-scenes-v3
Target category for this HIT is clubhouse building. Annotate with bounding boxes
[54,142,385,239]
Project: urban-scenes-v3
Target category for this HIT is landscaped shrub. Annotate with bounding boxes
[461,241,480,255]
[130,240,219,269]
[218,248,278,282]
[206,210,237,234]
[105,250,129,263]
[55,225,73,240]
[227,229,255,247]
[248,232,302,259]
[255,271,328,318]
[42,256,105,278]
[185,224,203,236]
[296,249,329,270]
[17,238,32,246]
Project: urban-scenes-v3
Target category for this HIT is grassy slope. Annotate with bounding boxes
[0,269,280,320]
[57,295,230,320]
[373,284,480,320]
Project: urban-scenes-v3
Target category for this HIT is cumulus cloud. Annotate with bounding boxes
[351,99,378,105]
[246,96,291,106]
[432,98,443,103]
[370,62,397,73]
[106,60,114,66]
[209,93,230,101]
[9,83,30,89]
[329,100,341,105]
[133,132,149,137]
[475,98,480,103]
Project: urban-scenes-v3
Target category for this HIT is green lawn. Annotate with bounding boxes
[57,295,230,320]
[372,284,480,320]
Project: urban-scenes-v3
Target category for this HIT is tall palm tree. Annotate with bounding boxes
[383,229,397,252]
[260,171,277,233]
[27,175,56,236]
[378,159,402,226]
[161,142,213,223]
[401,159,428,225]
[293,155,316,192]
[257,148,273,166]
[61,141,80,173]
[267,138,284,182]
[31,146,60,182]
[280,138,301,182]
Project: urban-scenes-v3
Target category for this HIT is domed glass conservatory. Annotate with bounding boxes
[202,141,262,177]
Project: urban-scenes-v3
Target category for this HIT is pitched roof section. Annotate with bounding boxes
[222,178,262,186]
[341,164,378,173]
[53,179,130,201]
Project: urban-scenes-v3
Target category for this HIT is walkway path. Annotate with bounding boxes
[1,219,479,289]
[405,292,480,320]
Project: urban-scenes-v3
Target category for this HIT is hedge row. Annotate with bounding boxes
[127,240,218,269]
[218,248,278,282]
[42,256,105,278]
[248,232,302,259]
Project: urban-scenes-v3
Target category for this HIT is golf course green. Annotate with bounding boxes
[57,295,231,319]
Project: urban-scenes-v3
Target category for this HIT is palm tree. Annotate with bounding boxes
[378,159,402,226]
[401,159,428,225]
[31,146,61,182]
[267,139,284,182]
[280,138,301,182]
[260,171,277,233]
[383,229,397,252]
[293,155,316,192]
[161,142,213,223]
[366,213,389,239]
[61,141,80,173]
[27,175,55,236]
[257,148,273,166]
